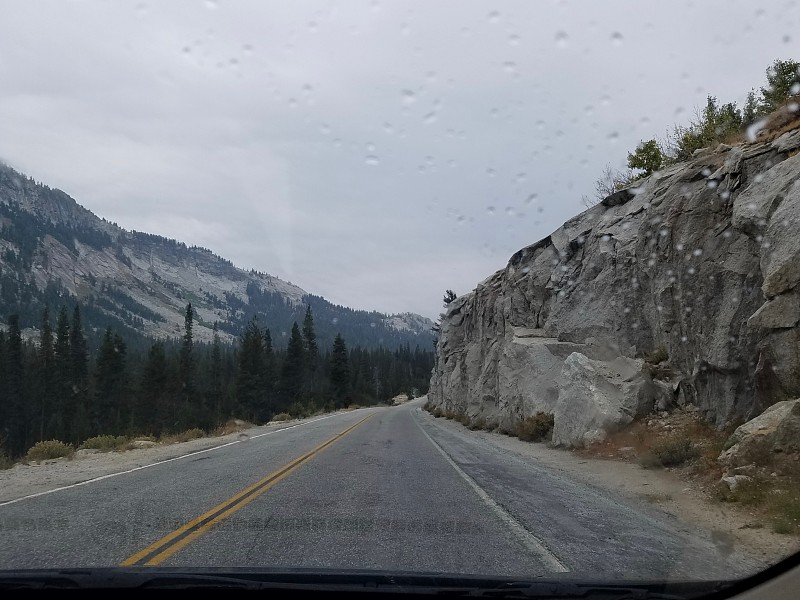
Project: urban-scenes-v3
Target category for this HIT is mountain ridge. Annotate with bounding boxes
[0,162,434,350]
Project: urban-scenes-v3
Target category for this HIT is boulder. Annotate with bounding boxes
[552,353,655,448]
[718,399,800,467]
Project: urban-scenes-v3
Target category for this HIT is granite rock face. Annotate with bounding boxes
[429,129,800,446]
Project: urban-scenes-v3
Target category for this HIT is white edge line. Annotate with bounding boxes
[413,410,569,574]
[0,411,353,507]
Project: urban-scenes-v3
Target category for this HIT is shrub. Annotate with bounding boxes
[455,412,470,426]
[79,435,129,452]
[271,413,292,422]
[468,417,487,431]
[638,453,664,470]
[161,428,206,444]
[645,345,669,365]
[25,440,74,461]
[514,412,555,442]
[0,448,13,470]
[651,437,699,467]
[432,407,444,418]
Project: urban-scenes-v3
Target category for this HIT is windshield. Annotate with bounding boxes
[1,0,800,596]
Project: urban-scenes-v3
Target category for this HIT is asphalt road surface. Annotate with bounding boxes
[0,399,760,580]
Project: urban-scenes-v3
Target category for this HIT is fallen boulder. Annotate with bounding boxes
[552,353,656,448]
[718,399,800,467]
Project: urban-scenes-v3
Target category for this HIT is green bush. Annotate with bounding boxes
[0,448,13,470]
[25,440,74,461]
[79,435,129,452]
[513,412,555,442]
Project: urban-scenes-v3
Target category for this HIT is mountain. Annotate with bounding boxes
[0,163,434,350]
[427,123,800,446]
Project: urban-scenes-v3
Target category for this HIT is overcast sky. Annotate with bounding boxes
[0,1,796,320]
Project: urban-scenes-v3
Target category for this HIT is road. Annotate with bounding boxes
[0,399,760,580]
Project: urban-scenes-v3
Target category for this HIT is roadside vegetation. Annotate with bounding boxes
[423,401,555,444]
[582,58,800,207]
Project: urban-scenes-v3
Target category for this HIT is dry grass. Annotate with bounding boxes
[211,419,253,436]
[270,413,292,422]
[25,440,74,461]
[513,412,555,443]
[160,428,206,444]
[79,435,130,452]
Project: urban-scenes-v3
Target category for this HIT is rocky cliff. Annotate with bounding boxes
[428,126,800,447]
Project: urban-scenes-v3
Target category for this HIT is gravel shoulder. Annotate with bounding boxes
[422,412,800,567]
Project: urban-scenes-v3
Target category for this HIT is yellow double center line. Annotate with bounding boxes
[122,414,373,566]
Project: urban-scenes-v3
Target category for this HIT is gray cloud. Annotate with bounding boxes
[1,0,796,319]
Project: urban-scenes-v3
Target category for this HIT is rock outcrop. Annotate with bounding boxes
[429,127,800,446]
[719,399,800,468]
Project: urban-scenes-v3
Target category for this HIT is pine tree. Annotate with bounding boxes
[302,305,319,403]
[330,334,350,409]
[138,341,168,435]
[53,306,71,441]
[69,305,90,443]
[94,326,127,435]
[208,322,223,423]
[179,302,195,428]
[236,317,267,421]
[281,322,305,408]
[35,306,55,441]
[4,315,26,456]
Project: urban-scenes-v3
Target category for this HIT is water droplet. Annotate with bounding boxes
[524,193,537,205]
[423,112,437,124]
[746,118,768,142]
[307,21,318,33]
[607,131,619,143]
[505,206,515,217]
[319,123,331,135]
[238,433,250,442]
[204,0,217,9]
[242,44,253,54]
[400,22,410,36]
[456,215,465,225]
[370,322,376,328]
[401,90,416,104]
[503,61,517,74]
[487,167,496,178]
[288,98,298,109]
[783,34,792,43]
[488,10,500,23]
[508,34,520,46]
[790,82,800,95]
[383,122,394,134]
[331,317,338,325]
[487,206,496,216]
[365,155,380,166]
[555,31,569,48]
[610,32,624,46]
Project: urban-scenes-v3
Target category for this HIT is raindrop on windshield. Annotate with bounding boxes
[487,206,496,216]
[746,119,768,141]
[365,155,380,166]
[555,31,569,48]
[508,34,520,46]
[487,10,500,23]
[401,90,416,104]
[610,32,624,46]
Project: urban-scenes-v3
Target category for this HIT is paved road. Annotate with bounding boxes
[0,400,759,580]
